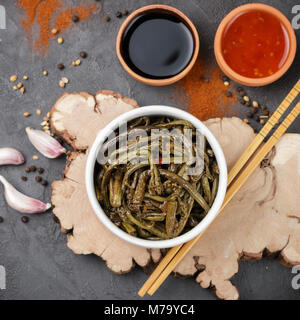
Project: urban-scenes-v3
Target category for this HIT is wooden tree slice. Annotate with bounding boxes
[50,91,300,299]
[174,122,300,300]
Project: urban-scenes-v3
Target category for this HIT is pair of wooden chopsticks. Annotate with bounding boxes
[139,79,300,297]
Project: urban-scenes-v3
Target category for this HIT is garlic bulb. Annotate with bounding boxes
[0,148,25,166]
[26,127,66,159]
[0,175,51,214]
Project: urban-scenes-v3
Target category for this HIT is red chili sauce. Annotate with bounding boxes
[221,10,290,78]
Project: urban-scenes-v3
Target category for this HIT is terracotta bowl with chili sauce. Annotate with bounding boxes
[214,3,297,86]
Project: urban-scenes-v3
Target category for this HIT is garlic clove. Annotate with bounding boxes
[0,175,51,214]
[25,127,66,159]
[0,148,25,166]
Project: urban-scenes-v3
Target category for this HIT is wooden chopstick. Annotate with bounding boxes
[227,79,300,186]
[139,81,300,297]
[146,101,300,296]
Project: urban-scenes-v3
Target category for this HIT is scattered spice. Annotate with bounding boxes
[21,176,28,181]
[175,60,234,121]
[59,80,66,88]
[25,167,31,173]
[116,11,123,18]
[13,86,18,91]
[104,16,111,22]
[17,82,23,89]
[17,0,98,55]
[43,70,48,76]
[0,217,3,223]
[36,109,42,115]
[61,77,69,84]
[74,59,81,66]
[57,63,65,70]
[24,112,31,117]
[20,87,26,94]
[21,216,29,223]
[30,165,36,172]
[224,81,230,86]
[243,96,250,102]
[23,75,29,80]
[33,155,39,160]
[122,10,129,16]
[252,101,259,108]
[51,28,59,35]
[57,37,64,44]
[10,75,18,82]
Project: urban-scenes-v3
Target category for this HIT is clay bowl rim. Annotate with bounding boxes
[116,4,200,87]
[85,106,228,249]
[214,3,297,87]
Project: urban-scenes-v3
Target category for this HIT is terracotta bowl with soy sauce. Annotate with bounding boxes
[116,5,200,86]
[214,3,297,87]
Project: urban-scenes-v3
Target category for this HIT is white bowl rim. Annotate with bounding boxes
[85,106,227,249]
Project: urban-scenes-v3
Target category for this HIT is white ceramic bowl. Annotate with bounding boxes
[86,106,227,248]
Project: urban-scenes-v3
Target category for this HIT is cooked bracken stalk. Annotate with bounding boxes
[94,116,219,239]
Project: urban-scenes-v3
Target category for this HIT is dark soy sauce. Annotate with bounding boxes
[122,12,194,79]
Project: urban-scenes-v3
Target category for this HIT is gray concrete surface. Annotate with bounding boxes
[0,0,299,300]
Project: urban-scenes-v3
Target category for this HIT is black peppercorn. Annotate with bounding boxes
[238,97,246,105]
[0,217,4,223]
[57,63,65,70]
[21,176,28,181]
[222,75,229,82]
[21,216,29,223]
[122,10,129,16]
[104,16,111,22]
[25,167,31,173]
[116,11,123,18]
[250,107,258,114]
[80,51,87,59]
[41,180,48,186]
[225,91,232,97]
[38,168,44,174]
[30,166,36,172]
[35,176,42,183]
[72,15,80,23]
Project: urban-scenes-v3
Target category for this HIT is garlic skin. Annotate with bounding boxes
[0,148,25,166]
[26,127,66,159]
[0,175,51,214]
